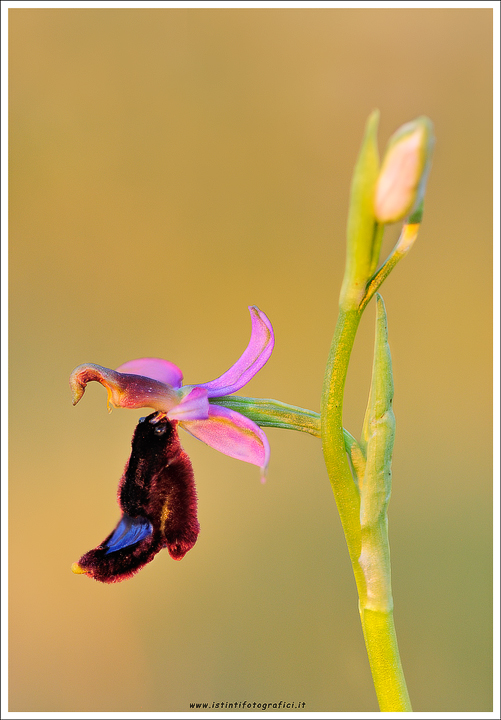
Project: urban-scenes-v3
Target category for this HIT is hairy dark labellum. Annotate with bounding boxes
[74,413,199,583]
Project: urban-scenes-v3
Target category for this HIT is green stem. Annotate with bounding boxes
[321,307,412,711]
[360,223,420,313]
[321,309,365,573]
[360,610,412,711]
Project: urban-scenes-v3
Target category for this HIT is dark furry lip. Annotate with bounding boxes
[72,413,200,583]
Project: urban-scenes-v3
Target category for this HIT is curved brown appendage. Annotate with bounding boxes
[69,364,113,405]
[69,363,180,412]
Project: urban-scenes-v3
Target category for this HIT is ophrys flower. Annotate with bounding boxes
[70,306,274,582]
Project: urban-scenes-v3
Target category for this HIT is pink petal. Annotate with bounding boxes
[116,358,183,389]
[196,306,274,398]
[167,386,209,422]
[180,404,270,478]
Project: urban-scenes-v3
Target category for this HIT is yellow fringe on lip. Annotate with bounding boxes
[106,387,114,414]
[159,498,170,534]
[71,562,88,575]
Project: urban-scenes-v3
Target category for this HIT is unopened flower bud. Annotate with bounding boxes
[374,117,434,224]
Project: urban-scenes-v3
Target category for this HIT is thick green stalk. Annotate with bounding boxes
[321,308,364,575]
[360,610,412,711]
[321,303,412,711]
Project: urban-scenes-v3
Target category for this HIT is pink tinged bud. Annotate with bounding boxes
[374,117,434,224]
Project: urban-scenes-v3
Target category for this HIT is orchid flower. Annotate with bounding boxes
[70,306,274,582]
[70,305,273,478]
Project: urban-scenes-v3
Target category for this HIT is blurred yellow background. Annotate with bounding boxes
[9,7,493,712]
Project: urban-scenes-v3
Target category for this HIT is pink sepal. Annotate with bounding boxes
[196,306,274,398]
[180,403,270,478]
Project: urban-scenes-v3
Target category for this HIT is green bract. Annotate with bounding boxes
[359,294,395,612]
[340,110,381,310]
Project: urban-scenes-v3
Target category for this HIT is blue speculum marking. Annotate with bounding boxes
[105,514,153,554]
